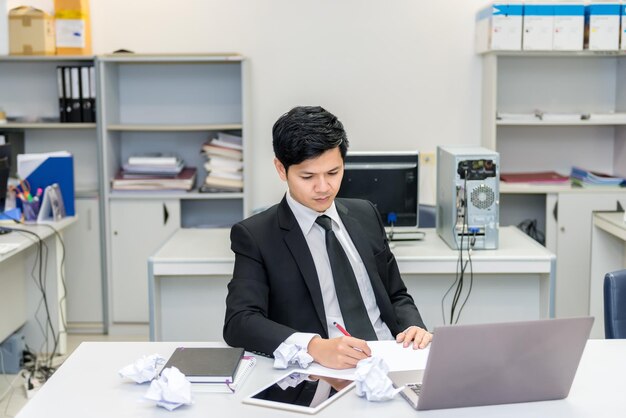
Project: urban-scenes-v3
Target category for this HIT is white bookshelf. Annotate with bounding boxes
[481,51,626,321]
[98,54,248,327]
[0,56,104,333]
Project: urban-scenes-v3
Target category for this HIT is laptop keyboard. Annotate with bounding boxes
[407,383,422,397]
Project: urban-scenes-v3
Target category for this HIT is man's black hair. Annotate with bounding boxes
[272,106,349,171]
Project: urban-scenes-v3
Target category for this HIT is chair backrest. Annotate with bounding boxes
[419,204,436,228]
[604,270,626,339]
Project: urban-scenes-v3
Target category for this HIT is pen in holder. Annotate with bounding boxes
[22,199,40,222]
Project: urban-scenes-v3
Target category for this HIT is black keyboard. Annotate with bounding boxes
[407,383,422,396]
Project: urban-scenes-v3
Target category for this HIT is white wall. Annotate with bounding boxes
[11,0,485,211]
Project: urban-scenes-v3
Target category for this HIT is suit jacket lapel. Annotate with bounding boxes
[336,201,396,324]
[278,196,328,336]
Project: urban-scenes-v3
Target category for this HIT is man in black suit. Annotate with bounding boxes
[223,106,431,369]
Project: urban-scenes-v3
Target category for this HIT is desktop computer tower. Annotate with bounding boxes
[436,146,499,250]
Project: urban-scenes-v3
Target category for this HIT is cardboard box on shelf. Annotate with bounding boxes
[8,6,56,55]
[586,2,621,51]
[0,0,8,55]
[54,0,91,55]
[553,3,585,51]
[475,3,524,52]
[523,3,555,51]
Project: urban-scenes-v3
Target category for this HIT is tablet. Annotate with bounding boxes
[243,371,355,414]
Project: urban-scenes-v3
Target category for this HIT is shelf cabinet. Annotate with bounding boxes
[0,57,104,331]
[110,199,180,322]
[482,52,626,176]
[98,55,248,329]
[481,51,626,320]
[64,196,103,330]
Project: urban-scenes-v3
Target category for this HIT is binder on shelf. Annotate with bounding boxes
[70,67,82,122]
[80,66,94,123]
[56,66,67,123]
[17,151,75,216]
[63,67,76,123]
[89,66,96,122]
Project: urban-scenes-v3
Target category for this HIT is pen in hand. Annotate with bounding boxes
[333,321,351,337]
[333,322,370,356]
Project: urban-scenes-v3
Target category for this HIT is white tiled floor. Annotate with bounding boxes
[0,333,147,418]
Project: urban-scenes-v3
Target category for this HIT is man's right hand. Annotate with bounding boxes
[307,335,371,369]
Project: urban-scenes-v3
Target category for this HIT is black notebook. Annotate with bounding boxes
[162,347,245,383]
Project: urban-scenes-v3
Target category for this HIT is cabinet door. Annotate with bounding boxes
[110,200,180,323]
[64,197,103,325]
[555,192,626,318]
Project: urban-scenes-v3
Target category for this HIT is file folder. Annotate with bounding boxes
[56,66,67,123]
[80,66,94,123]
[70,67,82,123]
[17,152,75,216]
[89,66,96,122]
[63,67,75,122]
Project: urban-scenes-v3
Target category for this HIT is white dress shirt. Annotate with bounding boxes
[284,191,393,349]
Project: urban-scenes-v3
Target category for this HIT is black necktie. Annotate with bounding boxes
[315,215,377,340]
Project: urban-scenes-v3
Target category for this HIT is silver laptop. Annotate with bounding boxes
[389,317,593,411]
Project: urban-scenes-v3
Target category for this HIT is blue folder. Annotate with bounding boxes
[17,154,75,216]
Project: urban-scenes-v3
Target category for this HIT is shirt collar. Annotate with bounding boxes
[285,191,342,235]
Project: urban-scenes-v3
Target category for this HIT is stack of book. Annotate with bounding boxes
[112,154,196,191]
[201,132,243,192]
[570,167,626,188]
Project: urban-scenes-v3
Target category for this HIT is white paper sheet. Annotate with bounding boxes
[293,340,430,380]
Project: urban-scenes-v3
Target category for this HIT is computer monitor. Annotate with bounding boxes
[0,143,10,213]
[338,151,419,237]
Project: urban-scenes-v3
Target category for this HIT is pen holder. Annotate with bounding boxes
[22,200,40,222]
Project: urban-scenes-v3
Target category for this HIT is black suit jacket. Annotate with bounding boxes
[223,196,425,355]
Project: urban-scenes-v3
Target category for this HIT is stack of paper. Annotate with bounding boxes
[201,132,243,192]
[112,154,196,191]
[111,167,197,191]
[570,167,626,188]
[122,154,184,177]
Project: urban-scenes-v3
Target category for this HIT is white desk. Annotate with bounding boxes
[0,217,76,354]
[589,211,626,338]
[148,227,555,341]
[14,339,626,418]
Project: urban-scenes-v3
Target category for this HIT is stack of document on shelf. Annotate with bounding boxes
[111,167,197,191]
[570,167,626,188]
[500,171,569,184]
[122,154,184,178]
[201,132,243,192]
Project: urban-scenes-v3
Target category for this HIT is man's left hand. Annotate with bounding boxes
[395,326,432,349]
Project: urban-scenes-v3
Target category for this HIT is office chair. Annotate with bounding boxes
[419,204,436,228]
[604,269,626,339]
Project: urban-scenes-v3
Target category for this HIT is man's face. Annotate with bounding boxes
[274,148,344,213]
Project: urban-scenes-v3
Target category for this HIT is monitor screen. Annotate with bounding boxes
[0,143,10,213]
[337,151,419,231]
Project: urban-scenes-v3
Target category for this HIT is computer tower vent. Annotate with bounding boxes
[470,185,495,210]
